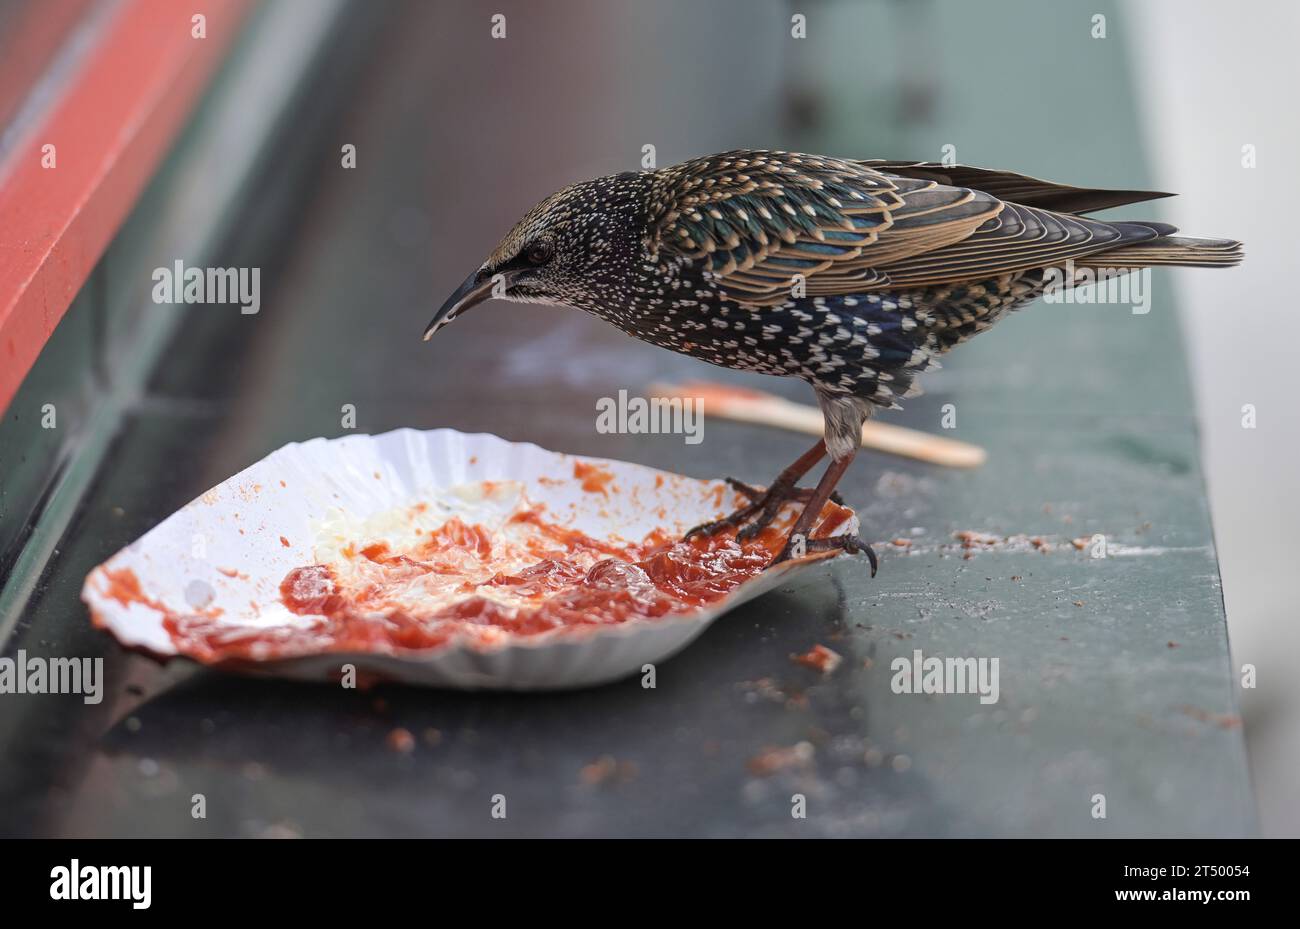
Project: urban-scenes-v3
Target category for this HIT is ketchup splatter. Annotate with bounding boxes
[573,461,616,496]
[157,496,853,663]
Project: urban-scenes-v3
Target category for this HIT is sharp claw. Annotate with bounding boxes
[770,533,879,574]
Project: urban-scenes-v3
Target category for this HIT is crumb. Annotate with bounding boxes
[580,755,637,786]
[386,728,415,753]
[737,677,785,704]
[956,530,1000,548]
[1167,641,1180,648]
[747,742,814,777]
[259,821,302,839]
[279,536,290,548]
[1073,600,1085,607]
[791,644,842,675]
[1180,705,1241,729]
[891,538,912,548]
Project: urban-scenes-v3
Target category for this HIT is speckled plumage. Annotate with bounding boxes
[428,150,1243,565]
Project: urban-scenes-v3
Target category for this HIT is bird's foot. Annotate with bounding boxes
[771,532,878,576]
[683,477,844,541]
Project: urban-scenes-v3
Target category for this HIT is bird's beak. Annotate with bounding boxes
[423,268,517,341]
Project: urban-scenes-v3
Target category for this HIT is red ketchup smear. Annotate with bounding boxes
[91,567,227,655]
[158,497,854,663]
[573,460,616,496]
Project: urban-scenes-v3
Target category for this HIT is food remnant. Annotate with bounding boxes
[1180,705,1242,729]
[579,755,638,786]
[746,741,815,777]
[386,727,416,753]
[573,460,616,496]
[93,566,222,631]
[157,480,853,663]
[791,644,842,675]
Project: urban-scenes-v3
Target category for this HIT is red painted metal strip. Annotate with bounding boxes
[0,0,254,414]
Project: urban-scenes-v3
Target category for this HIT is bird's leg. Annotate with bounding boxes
[724,478,846,509]
[771,449,877,575]
[684,439,828,539]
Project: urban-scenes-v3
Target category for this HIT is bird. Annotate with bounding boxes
[424,150,1242,572]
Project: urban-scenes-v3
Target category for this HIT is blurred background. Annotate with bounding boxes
[0,0,1292,836]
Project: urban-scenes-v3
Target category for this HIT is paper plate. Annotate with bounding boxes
[82,429,857,689]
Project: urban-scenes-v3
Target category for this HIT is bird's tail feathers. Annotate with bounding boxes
[1078,234,1244,269]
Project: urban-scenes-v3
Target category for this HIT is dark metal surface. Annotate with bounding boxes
[0,0,1253,837]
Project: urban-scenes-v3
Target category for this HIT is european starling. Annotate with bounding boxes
[425,151,1242,570]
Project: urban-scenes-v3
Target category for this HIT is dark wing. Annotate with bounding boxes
[650,151,1002,306]
[650,151,1166,305]
[860,160,1174,215]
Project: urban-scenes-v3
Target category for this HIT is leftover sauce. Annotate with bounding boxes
[155,489,851,662]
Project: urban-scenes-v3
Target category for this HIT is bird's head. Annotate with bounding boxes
[423,171,653,340]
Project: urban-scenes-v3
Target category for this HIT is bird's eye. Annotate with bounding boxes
[525,241,553,265]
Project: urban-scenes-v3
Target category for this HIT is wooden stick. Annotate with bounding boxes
[649,380,987,469]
